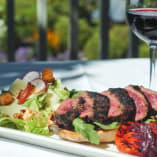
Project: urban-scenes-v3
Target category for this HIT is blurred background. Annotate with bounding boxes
[0,0,149,62]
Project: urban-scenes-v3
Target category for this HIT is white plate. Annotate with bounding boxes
[0,127,135,157]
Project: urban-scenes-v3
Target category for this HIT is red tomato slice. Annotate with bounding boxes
[17,83,35,104]
[115,122,141,156]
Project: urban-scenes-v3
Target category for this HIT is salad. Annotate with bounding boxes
[0,68,70,136]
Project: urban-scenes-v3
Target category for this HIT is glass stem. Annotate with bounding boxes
[149,43,157,90]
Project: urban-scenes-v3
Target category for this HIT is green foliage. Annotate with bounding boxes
[143,0,157,7]
[54,16,93,51]
[0,0,150,60]
[109,25,129,58]
[0,1,7,52]
[79,19,93,49]
[79,0,98,24]
[84,24,129,60]
[15,0,37,37]
[47,0,69,27]
[0,1,5,19]
[83,31,99,60]
[54,16,69,51]
[139,42,149,58]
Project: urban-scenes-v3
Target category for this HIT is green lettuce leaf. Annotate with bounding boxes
[49,80,70,101]
[94,122,120,130]
[23,97,39,111]
[41,106,52,118]
[0,112,51,136]
[23,94,47,111]
[72,118,99,145]
[145,115,157,123]
[0,117,25,130]
[70,89,84,99]
[24,117,51,136]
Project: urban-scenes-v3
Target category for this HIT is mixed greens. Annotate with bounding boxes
[0,114,50,136]
[0,69,71,136]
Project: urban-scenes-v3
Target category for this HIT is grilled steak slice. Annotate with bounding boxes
[55,99,84,129]
[102,88,135,122]
[55,91,110,129]
[109,88,136,121]
[78,91,110,123]
[131,85,155,116]
[102,90,124,119]
[126,85,149,121]
[140,86,157,111]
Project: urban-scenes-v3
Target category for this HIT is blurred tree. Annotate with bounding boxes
[15,0,36,37]
[143,0,157,7]
[0,0,151,61]
[84,25,129,60]
[54,16,68,51]
[109,25,129,58]
[0,0,6,19]
[0,1,7,52]
[79,0,98,25]
[139,42,149,58]
[54,16,93,51]
[84,30,99,60]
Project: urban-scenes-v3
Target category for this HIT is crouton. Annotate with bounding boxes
[0,92,14,105]
[42,68,55,82]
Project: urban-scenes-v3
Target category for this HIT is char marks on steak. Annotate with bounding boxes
[54,86,156,130]
[140,86,157,111]
[126,85,149,121]
[55,99,84,129]
[109,88,136,121]
[131,85,155,116]
[102,90,123,119]
[55,91,110,129]
[78,92,110,123]
[102,88,136,122]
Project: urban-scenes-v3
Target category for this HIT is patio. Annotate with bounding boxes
[0,1,156,157]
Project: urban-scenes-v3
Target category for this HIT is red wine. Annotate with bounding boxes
[127,8,157,43]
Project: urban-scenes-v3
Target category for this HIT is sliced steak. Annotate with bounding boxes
[102,90,123,120]
[55,99,84,129]
[55,91,110,129]
[55,99,78,115]
[78,91,110,123]
[140,86,157,111]
[130,85,155,116]
[126,85,149,121]
[109,88,136,121]
[102,88,135,122]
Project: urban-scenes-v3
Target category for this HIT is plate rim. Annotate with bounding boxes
[0,126,135,157]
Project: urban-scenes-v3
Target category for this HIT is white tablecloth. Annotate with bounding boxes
[0,58,151,157]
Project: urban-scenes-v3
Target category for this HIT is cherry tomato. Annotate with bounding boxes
[17,83,35,104]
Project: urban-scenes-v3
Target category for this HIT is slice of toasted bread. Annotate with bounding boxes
[58,129,117,143]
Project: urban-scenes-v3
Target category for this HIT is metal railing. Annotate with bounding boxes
[6,0,139,62]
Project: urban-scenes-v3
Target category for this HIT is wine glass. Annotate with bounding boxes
[126,0,157,90]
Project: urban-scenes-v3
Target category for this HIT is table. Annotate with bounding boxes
[0,58,150,157]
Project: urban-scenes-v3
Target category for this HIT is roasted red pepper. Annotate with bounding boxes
[115,121,141,156]
[115,121,157,157]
